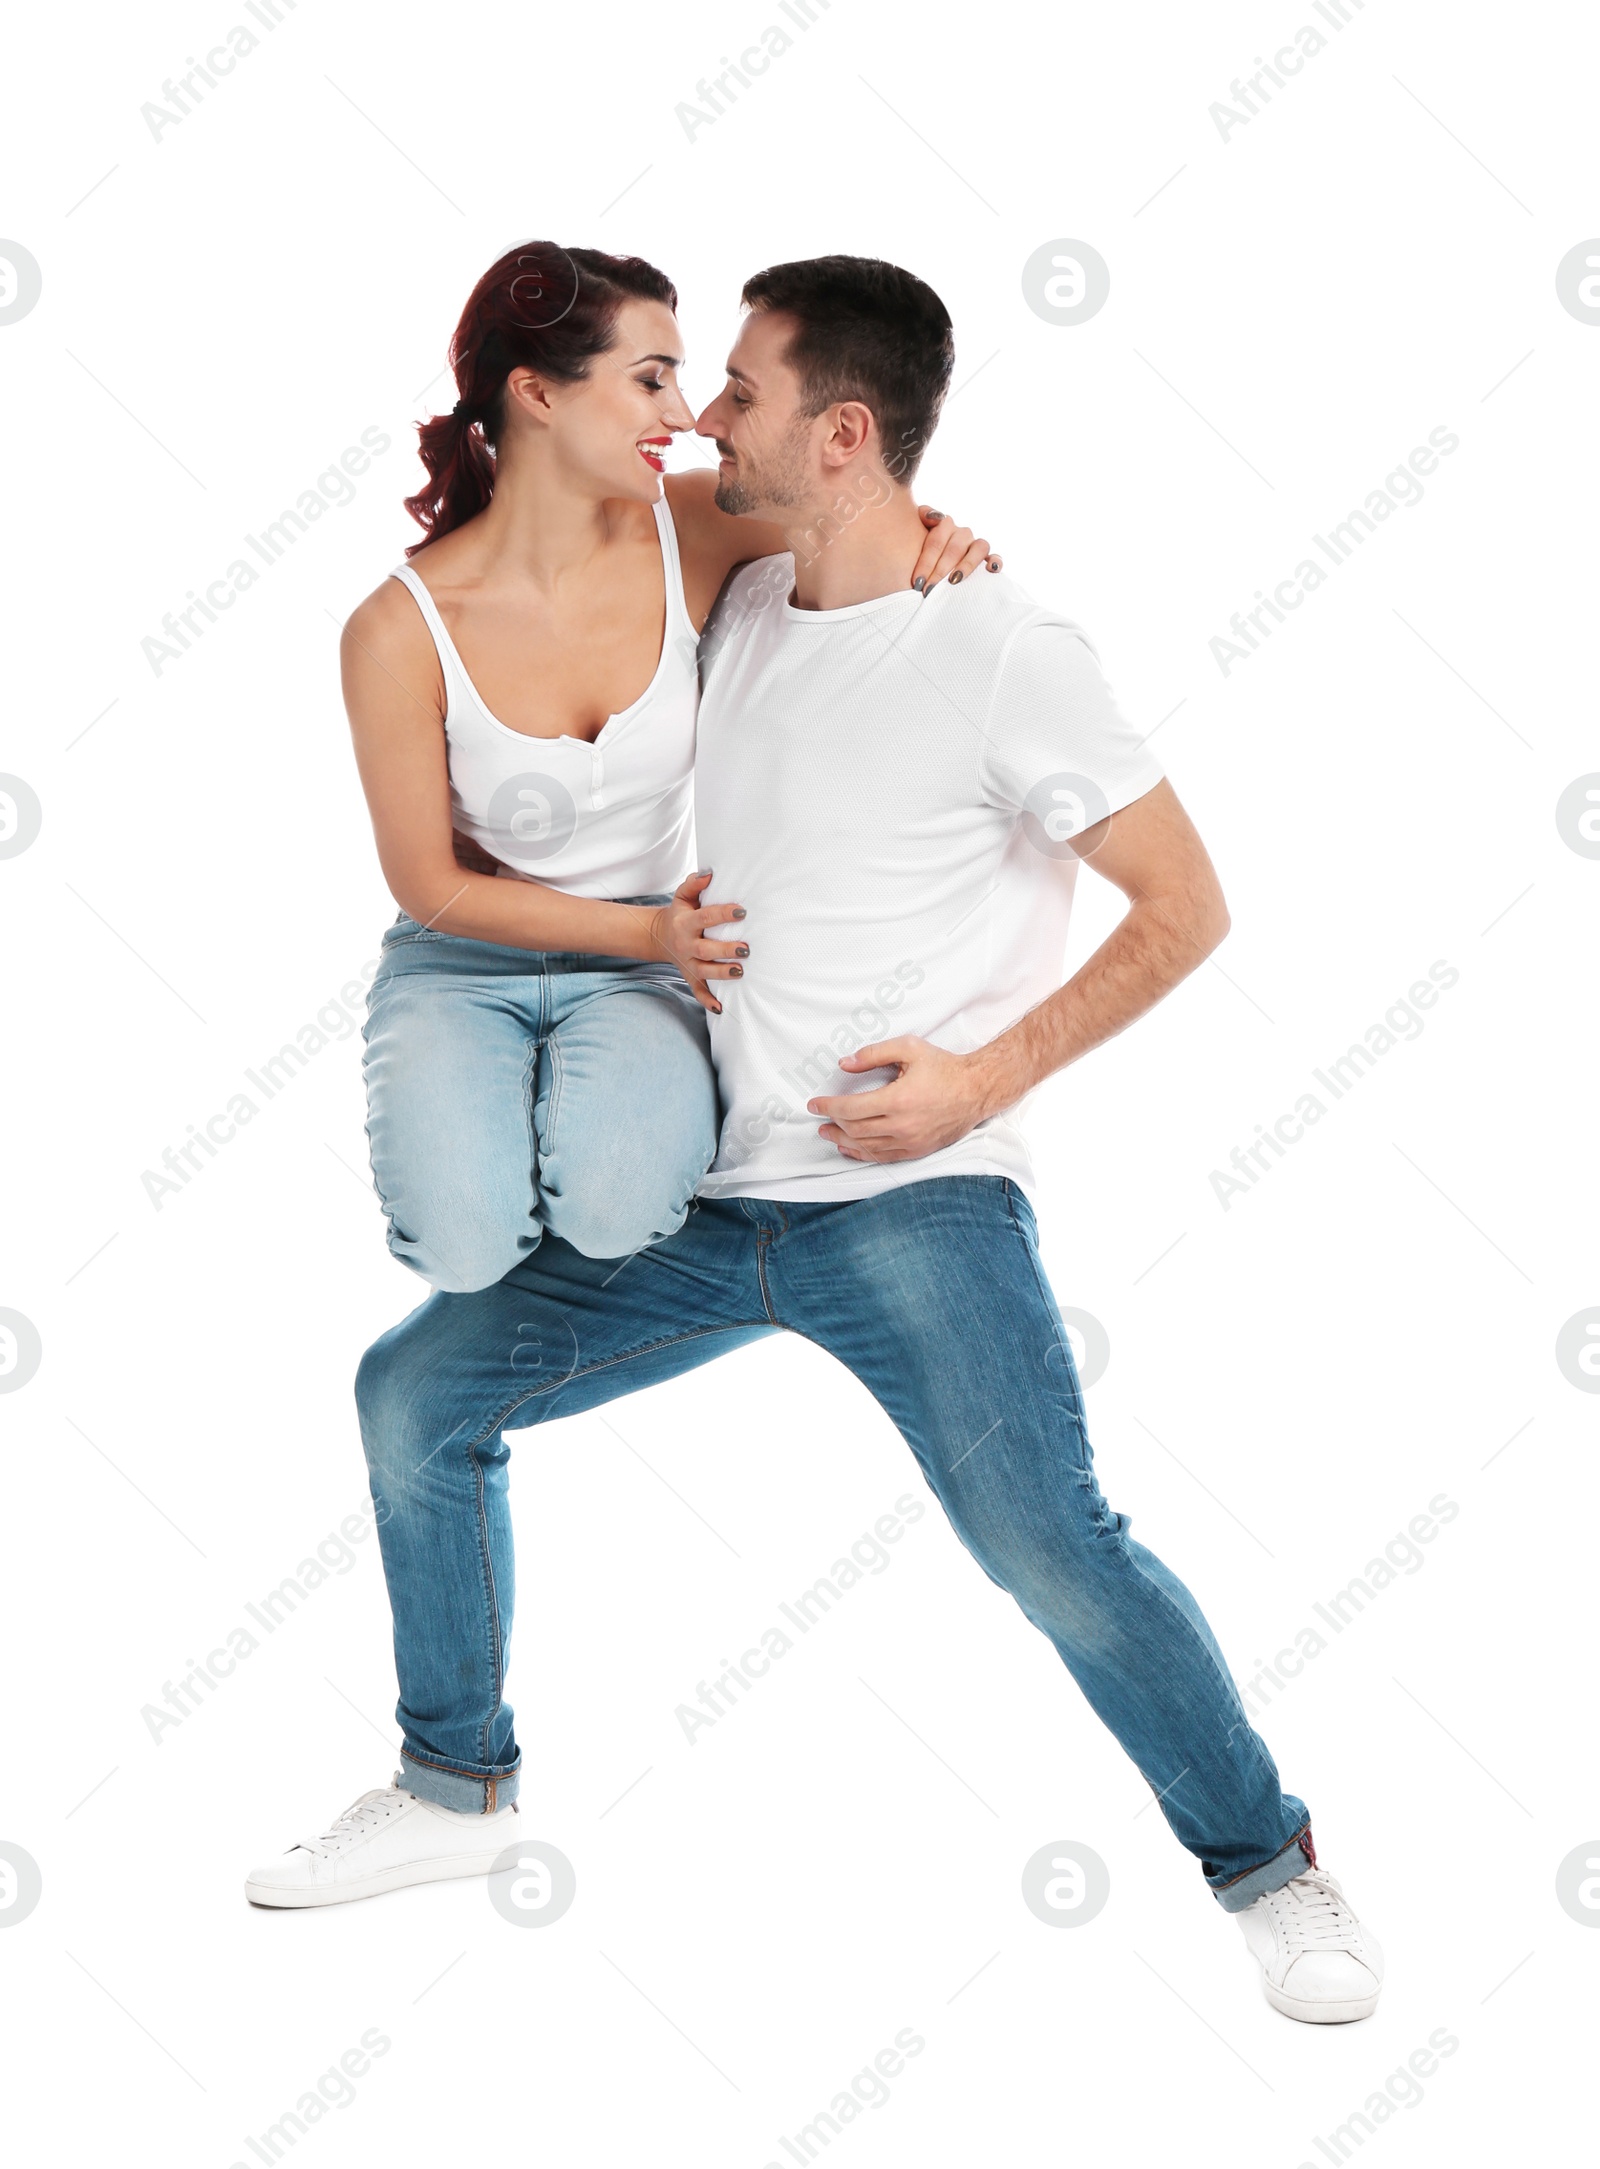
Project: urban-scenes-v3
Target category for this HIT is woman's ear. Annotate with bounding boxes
[503,366,554,426]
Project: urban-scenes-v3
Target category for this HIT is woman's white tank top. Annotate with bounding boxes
[388,497,699,899]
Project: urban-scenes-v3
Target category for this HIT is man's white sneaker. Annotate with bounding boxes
[245,1775,518,1909]
[1235,1867,1383,2023]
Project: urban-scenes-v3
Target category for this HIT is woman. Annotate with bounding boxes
[343,241,994,1293]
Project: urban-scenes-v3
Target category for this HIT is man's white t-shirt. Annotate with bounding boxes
[693,555,1165,1202]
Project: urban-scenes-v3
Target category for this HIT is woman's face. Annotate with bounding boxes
[514,297,695,502]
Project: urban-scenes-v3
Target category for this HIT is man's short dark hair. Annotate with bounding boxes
[739,255,954,483]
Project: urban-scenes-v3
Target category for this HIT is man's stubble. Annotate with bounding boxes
[712,416,814,518]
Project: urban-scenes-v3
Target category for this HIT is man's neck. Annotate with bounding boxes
[781,484,929,612]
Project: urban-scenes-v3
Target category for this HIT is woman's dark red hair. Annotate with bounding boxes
[403,241,677,553]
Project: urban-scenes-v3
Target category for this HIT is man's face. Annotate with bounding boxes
[695,308,819,517]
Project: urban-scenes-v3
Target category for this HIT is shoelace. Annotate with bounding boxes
[1274,1872,1360,1953]
[294,1787,402,1858]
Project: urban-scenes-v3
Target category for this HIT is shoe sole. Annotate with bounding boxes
[245,1852,505,1909]
[1263,1980,1381,2024]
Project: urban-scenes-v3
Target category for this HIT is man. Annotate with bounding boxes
[246,257,1381,2026]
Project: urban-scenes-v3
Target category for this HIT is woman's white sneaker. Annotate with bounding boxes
[245,1775,518,1908]
[1235,1867,1383,2023]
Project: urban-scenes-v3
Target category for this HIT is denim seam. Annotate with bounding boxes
[523,1022,546,1203]
[754,1234,781,1326]
[460,1321,774,1453]
[542,1034,566,1156]
[1000,1183,1086,1435]
[468,1431,507,1774]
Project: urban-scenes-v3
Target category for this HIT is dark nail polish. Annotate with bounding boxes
[735,944,749,957]
[950,570,964,585]
[912,576,927,593]
[730,964,743,977]
[732,907,747,920]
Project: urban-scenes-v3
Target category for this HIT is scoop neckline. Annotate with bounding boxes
[396,498,685,749]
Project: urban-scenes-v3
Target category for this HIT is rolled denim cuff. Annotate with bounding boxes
[1208,1825,1314,1913]
[398,1749,520,1815]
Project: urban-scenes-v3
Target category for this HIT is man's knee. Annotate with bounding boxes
[980,1490,1133,1643]
[354,1321,411,1443]
[354,1308,456,1454]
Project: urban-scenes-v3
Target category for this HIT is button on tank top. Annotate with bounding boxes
[388,496,699,899]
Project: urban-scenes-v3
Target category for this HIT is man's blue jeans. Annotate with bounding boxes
[356,1175,1313,1911]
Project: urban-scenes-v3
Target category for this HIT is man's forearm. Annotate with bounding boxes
[965,887,1228,1121]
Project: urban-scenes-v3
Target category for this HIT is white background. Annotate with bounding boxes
[1,1,1595,2161]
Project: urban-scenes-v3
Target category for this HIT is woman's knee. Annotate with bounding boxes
[366,1014,540,1292]
[539,1104,715,1259]
[536,989,716,1246]
[373,1167,539,1291]
[538,1173,696,1261]
[387,1219,534,1294]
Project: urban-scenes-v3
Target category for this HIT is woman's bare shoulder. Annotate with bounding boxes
[339,568,444,723]
[343,567,430,660]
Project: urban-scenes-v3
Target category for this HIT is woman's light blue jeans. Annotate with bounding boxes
[362,909,718,1293]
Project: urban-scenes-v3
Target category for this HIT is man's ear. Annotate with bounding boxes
[822,398,875,469]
